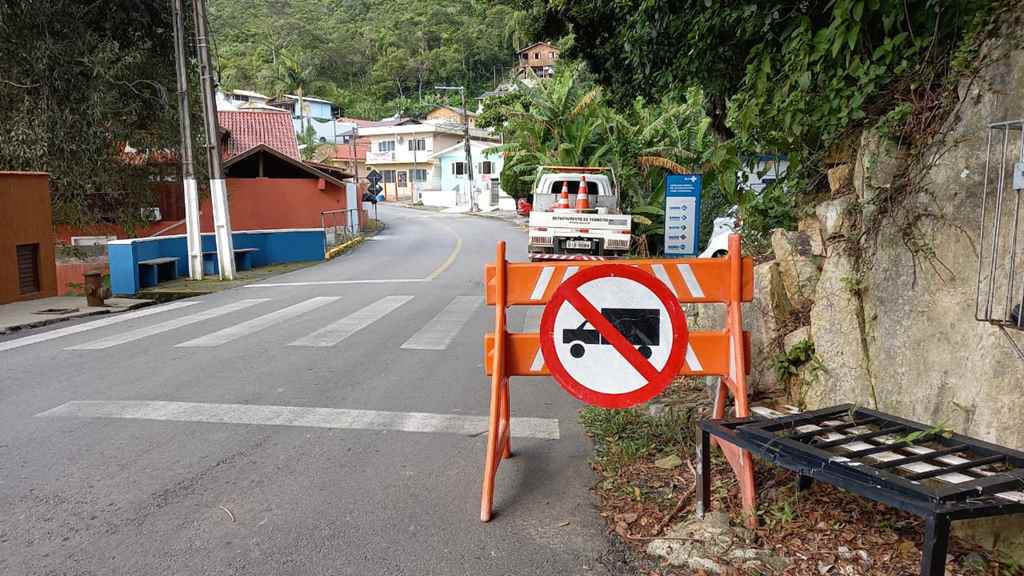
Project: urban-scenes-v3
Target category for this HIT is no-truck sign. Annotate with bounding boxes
[539,264,688,408]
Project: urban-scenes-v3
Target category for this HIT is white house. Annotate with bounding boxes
[359,122,506,209]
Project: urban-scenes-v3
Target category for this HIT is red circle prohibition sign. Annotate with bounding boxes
[539,264,688,409]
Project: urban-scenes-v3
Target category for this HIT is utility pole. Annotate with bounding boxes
[436,85,477,211]
[193,0,236,279]
[350,125,359,183]
[411,137,418,204]
[171,0,202,280]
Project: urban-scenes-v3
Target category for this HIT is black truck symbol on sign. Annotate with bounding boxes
[563,308,660,359]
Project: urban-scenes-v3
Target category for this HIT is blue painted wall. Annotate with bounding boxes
[109,230,324,296]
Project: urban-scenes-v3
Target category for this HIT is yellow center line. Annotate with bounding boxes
[424,221,463,281]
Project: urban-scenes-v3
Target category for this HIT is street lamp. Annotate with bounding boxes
[435,85,477,212]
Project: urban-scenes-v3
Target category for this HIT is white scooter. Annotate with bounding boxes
[698,215,739,258]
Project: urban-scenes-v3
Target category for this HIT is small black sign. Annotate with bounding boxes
[367,169,383,186]
[368,183,383,195]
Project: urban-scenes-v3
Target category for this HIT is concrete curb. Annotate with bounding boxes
[326,236,365,259]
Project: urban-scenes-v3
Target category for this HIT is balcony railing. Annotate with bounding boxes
[366,149,435,164]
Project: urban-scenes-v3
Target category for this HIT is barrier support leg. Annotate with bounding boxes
[500,379,512,458]
[716,234,758,528]
[481,241,508,522]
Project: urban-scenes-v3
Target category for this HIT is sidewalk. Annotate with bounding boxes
[397,201,527,226]
[0,296,154,334]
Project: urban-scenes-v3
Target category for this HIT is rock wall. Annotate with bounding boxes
[742,37,1024,557]
[812,41,1024,437]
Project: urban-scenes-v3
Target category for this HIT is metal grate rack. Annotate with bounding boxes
[699,405,1024,576]
[976,119,1024,359]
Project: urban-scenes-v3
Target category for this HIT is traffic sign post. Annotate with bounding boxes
[481,236,757,525]
[539,265,688,408]
[366,169,384,198]
[664,174,702,257]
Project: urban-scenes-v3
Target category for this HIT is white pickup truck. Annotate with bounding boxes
[527,167,632,260]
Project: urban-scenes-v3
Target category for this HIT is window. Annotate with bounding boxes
[16,244,40,294]
[382,170,396,183]
[408,138,426,151]
[377,140,395,153]
[533,52,539,60]
[452,162,466,176]
[480,161,494,175]
[412,169,428,182]
[550,52,557,59]
[397,171,408,187]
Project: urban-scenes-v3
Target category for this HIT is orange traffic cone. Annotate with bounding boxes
[575,175,590,210]
[557,180,571,209]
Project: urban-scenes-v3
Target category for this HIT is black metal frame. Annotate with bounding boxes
[697,404,1024,576]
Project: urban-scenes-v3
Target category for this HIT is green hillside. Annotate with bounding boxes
[209,0,543,118]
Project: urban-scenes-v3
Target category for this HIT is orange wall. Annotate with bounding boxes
[196,178,351,232]
[56,259,108,296]
[0,172,57,304]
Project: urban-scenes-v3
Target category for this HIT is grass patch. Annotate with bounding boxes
[580,403,698,473]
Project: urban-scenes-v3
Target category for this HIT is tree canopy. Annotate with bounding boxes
[0,0,191,227]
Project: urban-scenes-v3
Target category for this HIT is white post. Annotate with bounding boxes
[193,0,235,279]
[171,0,202,280]
[183,177,203,277]
[210,178,235,278]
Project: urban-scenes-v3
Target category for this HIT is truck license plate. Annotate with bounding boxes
[566,240,592,250]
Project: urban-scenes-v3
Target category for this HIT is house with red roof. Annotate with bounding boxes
[57,110,362,294]
[218,110,302,161]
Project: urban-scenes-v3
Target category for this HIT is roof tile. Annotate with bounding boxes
[218,111,300,161]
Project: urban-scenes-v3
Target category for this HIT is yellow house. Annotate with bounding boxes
[424,106,477,129]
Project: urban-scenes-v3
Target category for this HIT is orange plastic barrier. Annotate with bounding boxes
[481,235,756,524]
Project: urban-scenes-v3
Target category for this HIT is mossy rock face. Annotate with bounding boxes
[802,38,1024,562]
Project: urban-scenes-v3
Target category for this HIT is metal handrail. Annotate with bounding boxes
[975,120,1024,361]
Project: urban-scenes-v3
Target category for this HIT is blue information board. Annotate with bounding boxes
[664,174,702,257]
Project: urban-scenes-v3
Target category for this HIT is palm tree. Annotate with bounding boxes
[274,49,316,135]
[488,67,726,253]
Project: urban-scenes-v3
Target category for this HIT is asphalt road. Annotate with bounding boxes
[0,205,613,576]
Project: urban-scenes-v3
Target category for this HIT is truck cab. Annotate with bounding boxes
[527,168,632,260]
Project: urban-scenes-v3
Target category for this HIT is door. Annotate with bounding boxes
[16,243,40,294]
[397,170,408,198]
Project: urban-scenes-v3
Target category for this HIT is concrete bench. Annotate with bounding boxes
[138,257,179,288]
[202,248,260,275]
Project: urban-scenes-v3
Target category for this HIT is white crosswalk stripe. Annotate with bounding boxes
[66,299,269,350]
[0,300,200,352]
[176,297,340,347]
[289,295,414,347]
[37,400,560,439]
[401,295,481,350]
